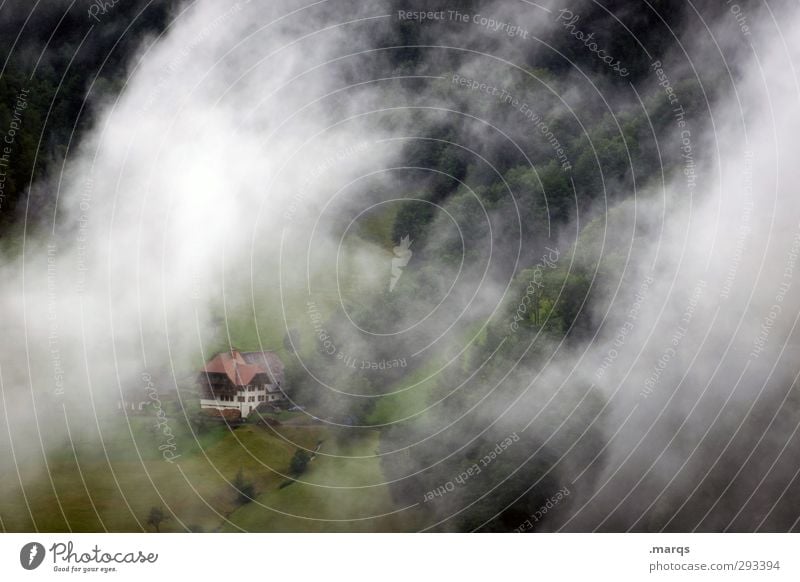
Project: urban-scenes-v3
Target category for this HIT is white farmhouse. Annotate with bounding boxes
[197,349,287,417]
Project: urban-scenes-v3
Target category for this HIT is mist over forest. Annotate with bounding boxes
[0,0,798,534]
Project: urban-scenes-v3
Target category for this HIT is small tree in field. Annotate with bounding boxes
[289,449,311,476]
[232,467,255,505]
[146,506,170,533]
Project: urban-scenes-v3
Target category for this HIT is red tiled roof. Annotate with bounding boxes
[201,350,283,386]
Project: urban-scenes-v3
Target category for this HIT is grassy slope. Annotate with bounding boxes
[0,412,409,532]
[0,208,426,533]
[366,358,443,426]
[224,427,405,532]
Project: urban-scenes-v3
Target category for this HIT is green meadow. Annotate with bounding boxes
[0,409,411,532]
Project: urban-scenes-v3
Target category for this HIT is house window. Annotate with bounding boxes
[238,397,245,403]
